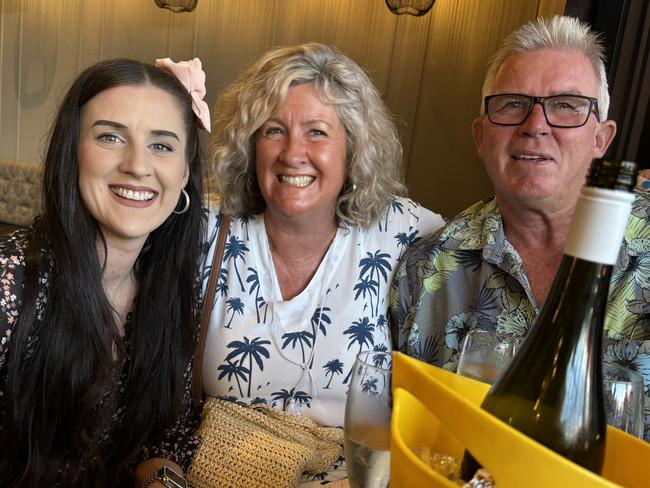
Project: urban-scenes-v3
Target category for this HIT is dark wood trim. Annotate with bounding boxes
[605,1,650,166]
[567,0,650,167]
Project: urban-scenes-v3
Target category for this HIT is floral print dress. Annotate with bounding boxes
[0,228,201,482]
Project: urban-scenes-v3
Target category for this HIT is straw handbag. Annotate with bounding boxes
[186,215,344,488]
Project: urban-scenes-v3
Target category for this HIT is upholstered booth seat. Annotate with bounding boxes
[0,160,41,232]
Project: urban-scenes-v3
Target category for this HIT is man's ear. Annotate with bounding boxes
[471,117,485,156]
[594,119,617,158]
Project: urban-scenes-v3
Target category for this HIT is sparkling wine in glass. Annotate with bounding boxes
[344,350,392,488]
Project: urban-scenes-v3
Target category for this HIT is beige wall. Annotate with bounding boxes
[0,0,564,218]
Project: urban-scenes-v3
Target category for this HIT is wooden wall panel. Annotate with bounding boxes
[77,0,106,69]
[167,6,200,60]
[100,2,170,59]
[19,0,80,160]
[0,0,21,159]
[537,0,567,17]
[269,0,397,92]
[405,0,564,217]
[193,1,280,97]
[384,13,432,165]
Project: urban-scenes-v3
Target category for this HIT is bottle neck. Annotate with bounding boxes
[563,187,635,265]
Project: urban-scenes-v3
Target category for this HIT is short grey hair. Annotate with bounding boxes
[210,42,406,228]
[481,15,610,121]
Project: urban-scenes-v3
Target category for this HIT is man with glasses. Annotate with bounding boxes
[390,15,650,441]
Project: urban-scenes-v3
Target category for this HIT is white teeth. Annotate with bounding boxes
[111,187,155,201]
[514,154,546,160]
[279,175,315,187]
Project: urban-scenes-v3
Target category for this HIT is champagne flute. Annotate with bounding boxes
[344,350,392,488]
[456,330,521,384]
[602,362,645,438]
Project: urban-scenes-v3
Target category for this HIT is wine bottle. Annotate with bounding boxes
[460,158,638,480]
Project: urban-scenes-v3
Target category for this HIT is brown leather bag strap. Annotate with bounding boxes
[192,214,230,406]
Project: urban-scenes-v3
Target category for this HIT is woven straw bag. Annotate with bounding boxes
[188,216,344,487]
[186,397,344,487]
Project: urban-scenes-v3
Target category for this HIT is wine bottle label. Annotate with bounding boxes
[564,187,635,264]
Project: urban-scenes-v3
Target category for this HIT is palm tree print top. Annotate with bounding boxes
[200,197,444,428]
[390,194,650,442]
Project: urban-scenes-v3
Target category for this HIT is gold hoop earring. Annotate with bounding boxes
[344,180,357,194]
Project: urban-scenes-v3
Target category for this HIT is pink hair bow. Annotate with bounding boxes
[155,57,211,132]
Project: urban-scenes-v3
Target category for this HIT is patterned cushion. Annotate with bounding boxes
[0,160,41,226]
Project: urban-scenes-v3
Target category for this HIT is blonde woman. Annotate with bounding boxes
[200,43,444,483]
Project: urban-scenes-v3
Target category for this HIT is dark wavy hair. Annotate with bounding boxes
[0,59,204,486]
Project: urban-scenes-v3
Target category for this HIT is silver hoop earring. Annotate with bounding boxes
[173,188,190,214]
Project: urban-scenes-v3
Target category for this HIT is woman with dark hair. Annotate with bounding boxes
[0,57,209,487]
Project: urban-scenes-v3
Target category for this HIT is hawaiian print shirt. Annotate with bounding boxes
[0,228,201,481]
[390,194,650,442]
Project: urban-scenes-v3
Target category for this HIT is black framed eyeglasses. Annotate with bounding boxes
[484,93,600,128]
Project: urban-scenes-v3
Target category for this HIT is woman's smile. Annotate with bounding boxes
[278,175,316,187]
[109,184,158,207]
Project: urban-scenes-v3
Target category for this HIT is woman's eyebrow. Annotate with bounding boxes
[91,120,179,141]
[304,118,332,126]
[92,119,127,129]
[151,129,180,141]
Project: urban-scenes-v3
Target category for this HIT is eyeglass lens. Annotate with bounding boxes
[488,94,594,127]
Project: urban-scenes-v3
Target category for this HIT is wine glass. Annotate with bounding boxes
[602,362,645,439]
[456,330,521,384]
[344,350,392,488]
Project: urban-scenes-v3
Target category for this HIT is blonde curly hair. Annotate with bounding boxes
[210,42,406,228]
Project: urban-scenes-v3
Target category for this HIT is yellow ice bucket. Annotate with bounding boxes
[391,352,649,487]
